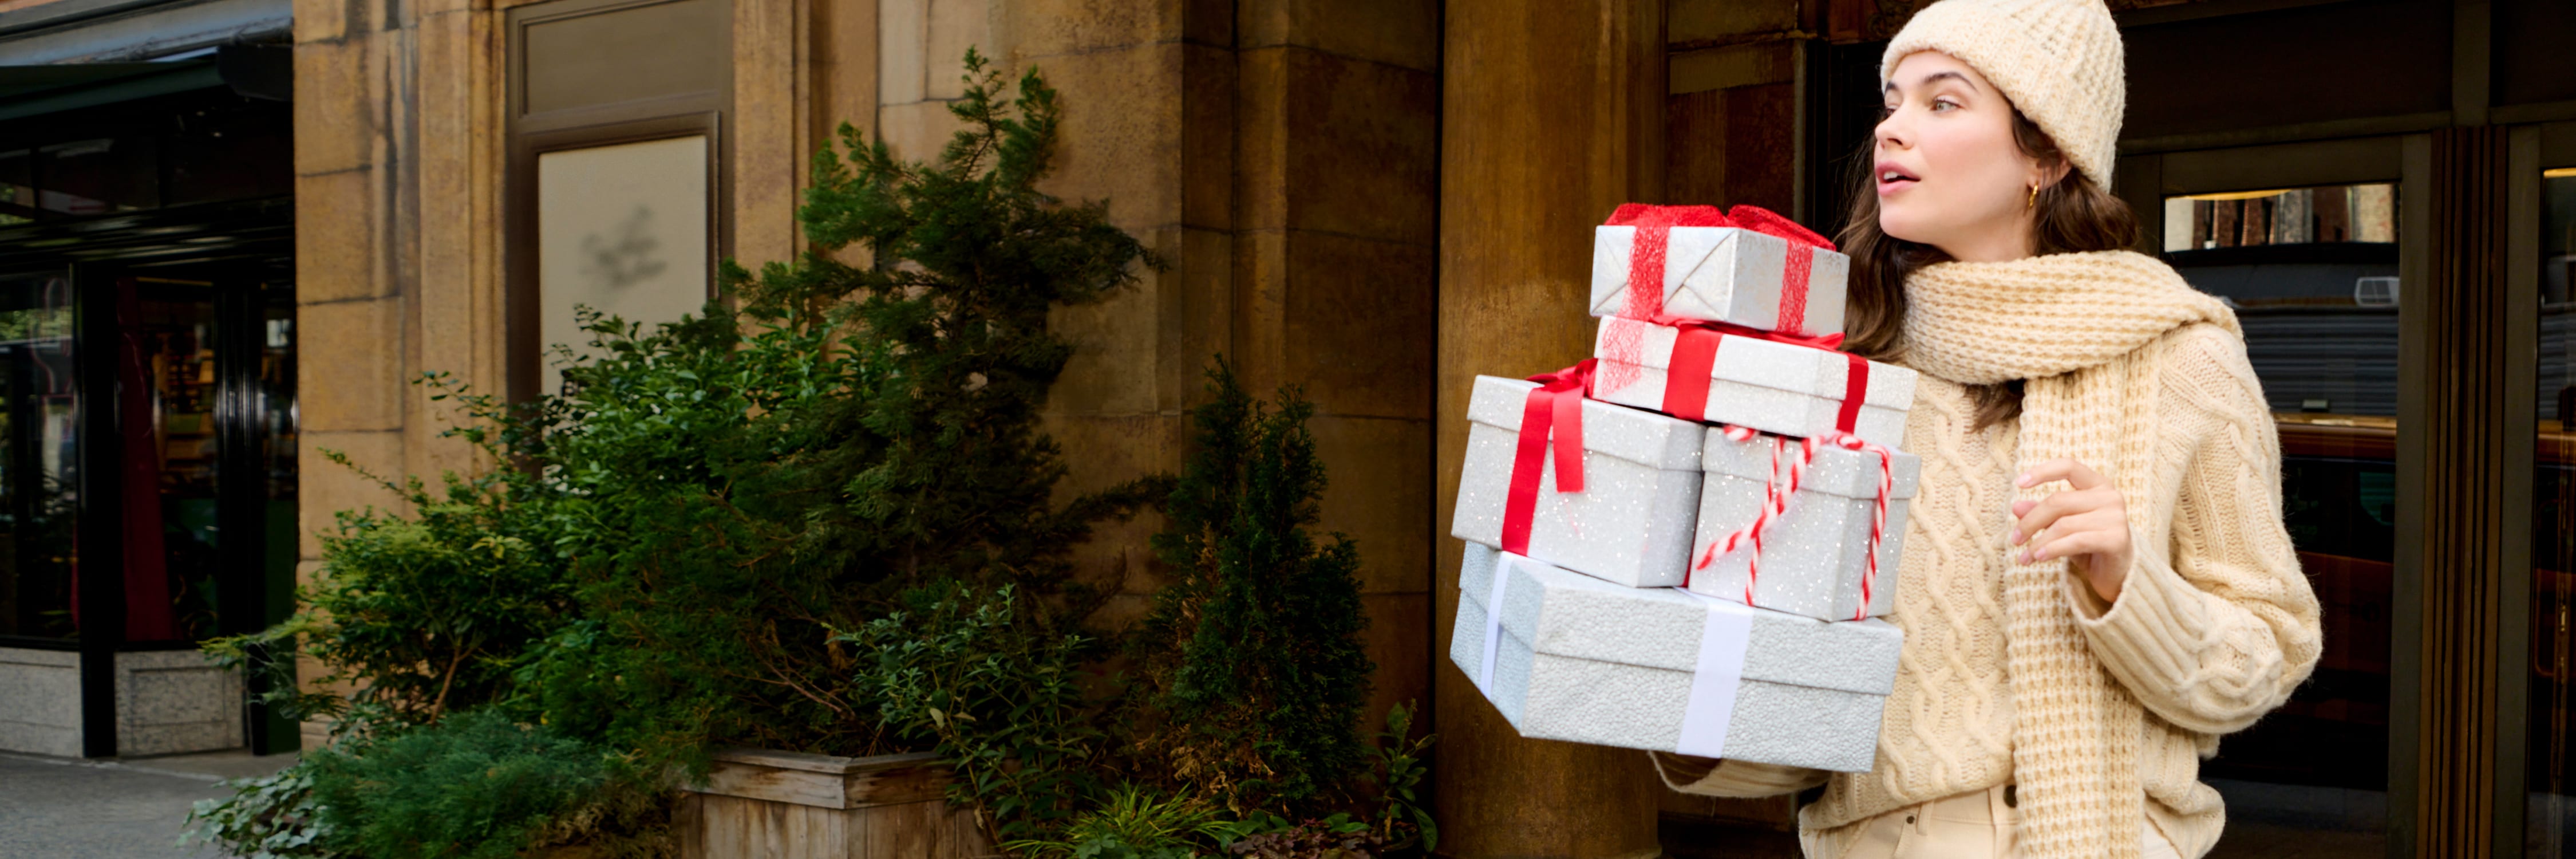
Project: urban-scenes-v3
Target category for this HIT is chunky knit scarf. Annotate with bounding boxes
[1898,250,2238,859]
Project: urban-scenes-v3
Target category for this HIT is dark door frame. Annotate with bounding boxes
[60,260,291,758]
[69,262,119,758]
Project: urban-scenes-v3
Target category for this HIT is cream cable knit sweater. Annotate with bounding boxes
[1654,251,2324,859]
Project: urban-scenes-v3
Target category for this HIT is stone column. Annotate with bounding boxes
[955,1,1444,732]
[1433,0,1669,856]
[1228,0,1443,739]
[292,0,510,743]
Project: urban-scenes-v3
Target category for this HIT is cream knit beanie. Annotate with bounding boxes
[1880,0,2125,191]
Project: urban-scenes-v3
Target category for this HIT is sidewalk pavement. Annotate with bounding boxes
[0,748,297,859]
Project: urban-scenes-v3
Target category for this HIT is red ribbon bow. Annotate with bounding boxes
[1604,203,1838,334]
[1649,316,1871,436]
[1499,360,1595,557]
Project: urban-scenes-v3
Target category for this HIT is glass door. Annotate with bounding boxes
[113,277,224,644]
[2527,141,2576,858]
[0,270,80,644]
[2157,175,2402,856]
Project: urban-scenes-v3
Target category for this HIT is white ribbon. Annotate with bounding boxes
[1476,551,1515,695]
[1674,587,1753,758]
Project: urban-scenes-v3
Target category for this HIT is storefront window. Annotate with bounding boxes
[2162,182,2397,855]
[0,271,79,640]
[2529,164,2576,857]
[114,280,223,643]
[40,137,158,216]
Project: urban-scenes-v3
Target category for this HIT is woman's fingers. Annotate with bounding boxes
[2025,511,2124,562]
[2016,457,2109,492]
[2010,487,2115,546]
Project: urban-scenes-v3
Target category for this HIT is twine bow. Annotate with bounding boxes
[1689,428,1897,621]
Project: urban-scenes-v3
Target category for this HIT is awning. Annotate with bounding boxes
[0,59,220,121]
[0,0,292,65]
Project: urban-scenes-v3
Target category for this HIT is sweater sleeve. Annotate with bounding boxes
[2065,325,2326,735]
[1649,751,1829,797]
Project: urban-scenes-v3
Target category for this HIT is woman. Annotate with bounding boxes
[1653,2,2324,858]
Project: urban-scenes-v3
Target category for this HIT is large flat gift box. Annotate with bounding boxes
[1690,427,1922,622]
[1588,223,1851,336]
[1590,316,1918,448]
[1451,374,1704,588]
[1451,543,1901,772]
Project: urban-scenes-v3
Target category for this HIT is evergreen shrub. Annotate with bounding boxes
[1127,361,1375,813]
[302,710,667,859]
[189,46,1435,859]
[521,45,1165,770]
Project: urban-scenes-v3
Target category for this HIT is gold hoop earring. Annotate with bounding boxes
[2026,184,2039,210]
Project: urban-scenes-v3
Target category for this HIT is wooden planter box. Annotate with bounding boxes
[676,748,992,858]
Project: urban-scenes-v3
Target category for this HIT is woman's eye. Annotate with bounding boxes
[1931,99,1959,112]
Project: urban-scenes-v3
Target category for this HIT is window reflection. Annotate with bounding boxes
[2164,182,2398,856]
[0,151,34,227]
[0,273,78,640]
[0,92,289,228]
[40,138,157,216]
[2530,166,2576,857]
[116,281,222,643]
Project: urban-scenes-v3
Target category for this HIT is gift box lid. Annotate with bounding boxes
[1594,316,1917,412]
[1467,375,1702,471]
[1590,224,1851,335]
[1460,546,1901,696]
[1701,427,1923,501]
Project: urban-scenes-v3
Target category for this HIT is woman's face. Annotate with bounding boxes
[1873,51,2056,262]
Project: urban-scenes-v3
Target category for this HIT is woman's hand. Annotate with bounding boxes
[2009,458,2134,604]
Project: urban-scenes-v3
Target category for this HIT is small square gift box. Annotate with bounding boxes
[1688,427,1922,622]
[1590,315,1918,448]
[1451,365,1704,588]
[1589,203,1852,337]
[1451,543,1902,772]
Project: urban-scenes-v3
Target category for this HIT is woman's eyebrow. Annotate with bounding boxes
[1883,70,1977,96]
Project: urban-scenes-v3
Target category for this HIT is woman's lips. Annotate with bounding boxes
[1874,162,1919,196]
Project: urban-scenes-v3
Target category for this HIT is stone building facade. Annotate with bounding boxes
[3,0,2575,855]
[286,0,1448,756]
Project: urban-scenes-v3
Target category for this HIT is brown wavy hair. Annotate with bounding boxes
[1835,108,2140,430]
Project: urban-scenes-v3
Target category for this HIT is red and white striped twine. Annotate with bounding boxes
[1691,428,1817,605]
[1691,427,1897,622]
[1830,432,1896,621]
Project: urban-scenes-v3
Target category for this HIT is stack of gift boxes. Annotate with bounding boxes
[1449,204,1924,773]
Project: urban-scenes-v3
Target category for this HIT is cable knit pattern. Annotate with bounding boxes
[1654,250,2322,859]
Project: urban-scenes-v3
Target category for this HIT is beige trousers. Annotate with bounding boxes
[1797,785,2184,859]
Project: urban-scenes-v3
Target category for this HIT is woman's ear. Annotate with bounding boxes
[2042,159,2074,190]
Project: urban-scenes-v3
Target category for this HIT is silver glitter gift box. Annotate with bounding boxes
[1690,426,1922,621]
[1588,224,1851,336]
[1451,375,1703,588]
[1589,316,1918,448]
[1451,542,1901,771]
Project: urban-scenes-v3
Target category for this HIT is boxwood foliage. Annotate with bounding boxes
[519,46,1165,767]
[193,48,1167,858]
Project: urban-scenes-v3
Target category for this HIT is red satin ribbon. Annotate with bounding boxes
[1604,203,1839,333]
[1650,317,1870,435]
[1500,360,1596,556]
